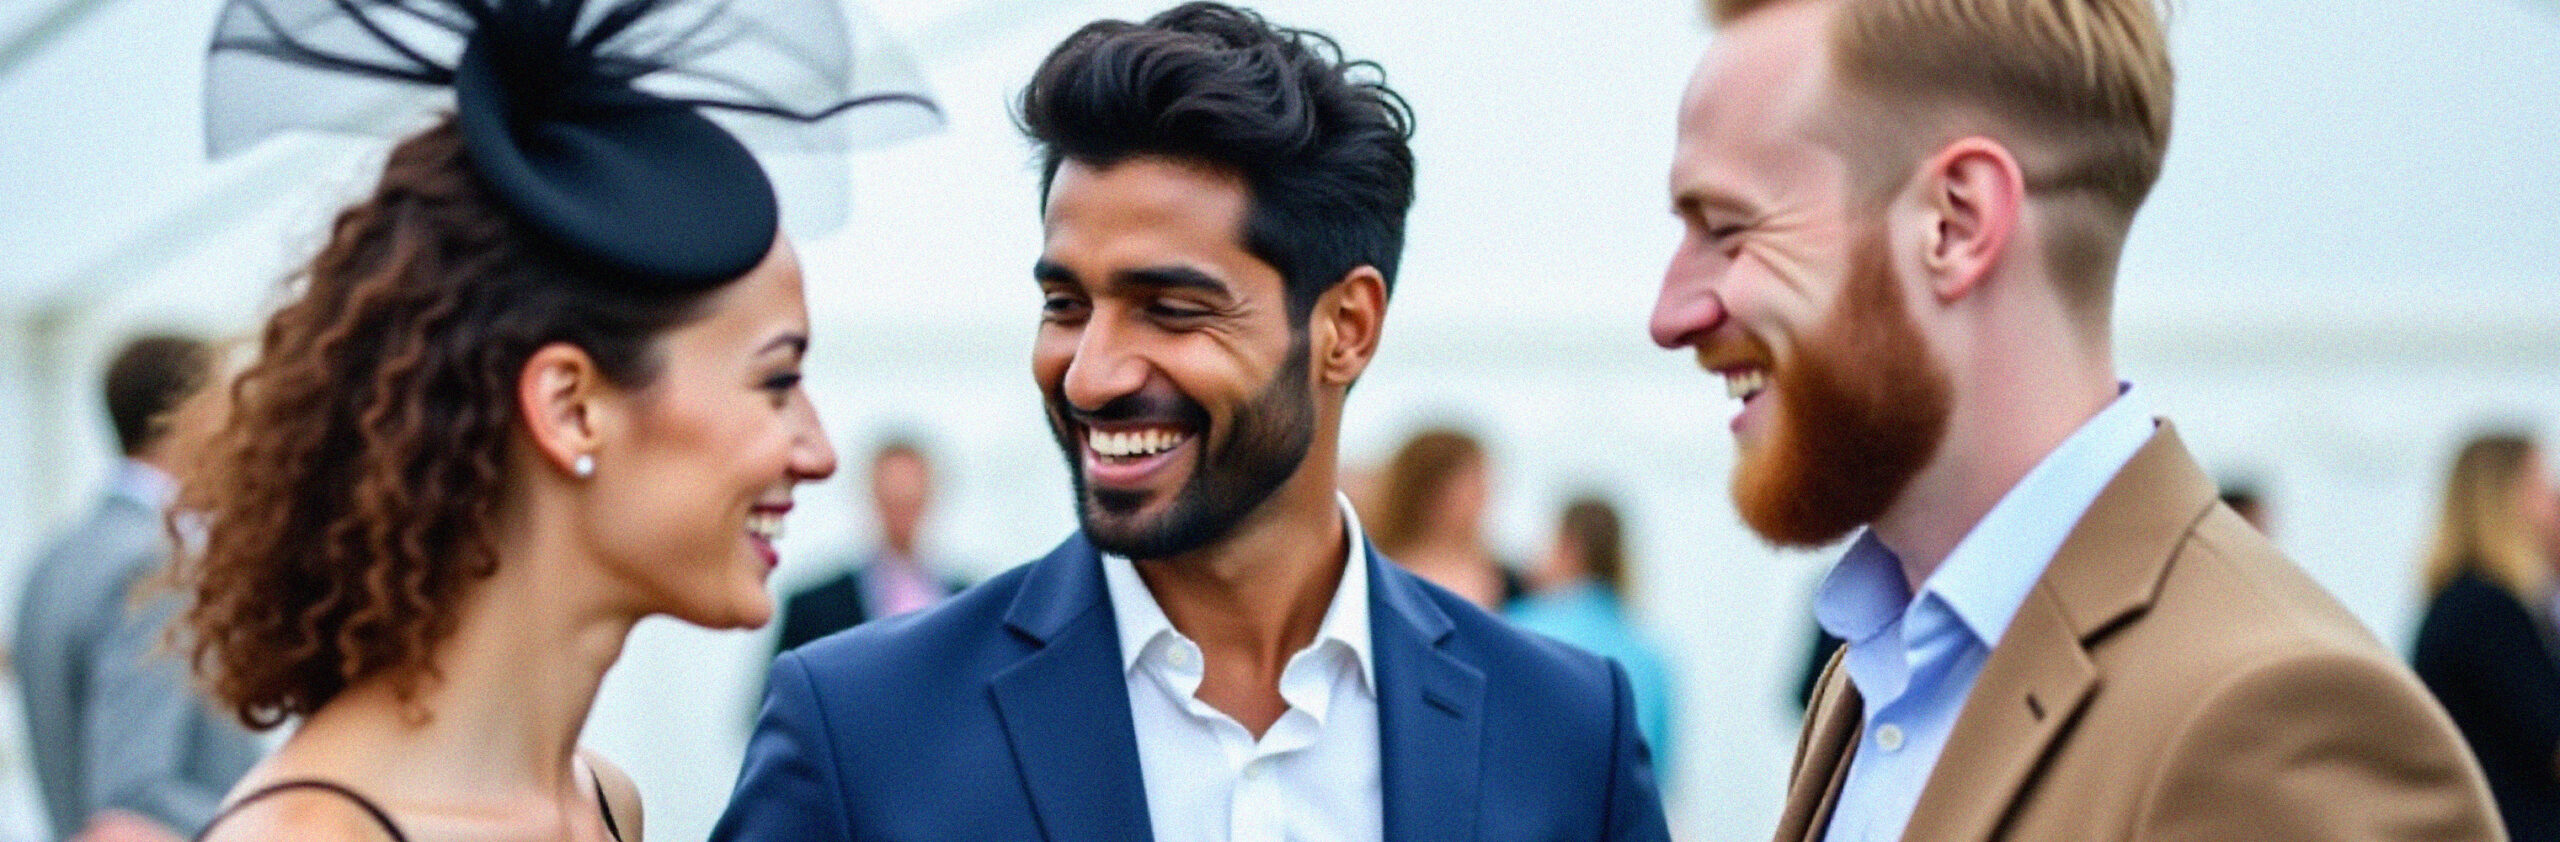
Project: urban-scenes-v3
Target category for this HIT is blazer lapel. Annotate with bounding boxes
[1371,546,1487,842]
[1900,423,2215,841]
[1899,585,2099,841]
[1774,652,1863,842]
[988,535,1153,841]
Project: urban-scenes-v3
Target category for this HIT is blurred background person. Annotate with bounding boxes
[1791,629,1842,715]
[2412,431,2560,842]
[1366,427,1520,611]
[773,437,968,655]
[1338,462,1379,519]
[11,334,258,842]
[1510,494,1677,778]
[2220,479,2274,535]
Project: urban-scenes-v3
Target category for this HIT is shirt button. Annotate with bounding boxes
[1166,646,1192,668]
[1876,723,1905,752]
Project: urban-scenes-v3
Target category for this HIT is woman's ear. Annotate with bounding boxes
[1313,267,1387,388]
[517,343,607,478]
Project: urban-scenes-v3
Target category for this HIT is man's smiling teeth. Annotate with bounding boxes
[745,512,785,541]
[1088,427,1188,459]
[1724,368,1770,400]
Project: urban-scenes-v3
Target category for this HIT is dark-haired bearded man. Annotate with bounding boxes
[712,4,1670,841]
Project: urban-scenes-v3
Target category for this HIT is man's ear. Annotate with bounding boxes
[1919,136,2025,302]
[1312,267,1387,388]
[517,343,609,478]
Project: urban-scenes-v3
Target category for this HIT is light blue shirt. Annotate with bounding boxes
[1818,386,2153,842]
[110,459,176,512]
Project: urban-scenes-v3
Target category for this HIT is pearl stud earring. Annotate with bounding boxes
[573,454,595,478]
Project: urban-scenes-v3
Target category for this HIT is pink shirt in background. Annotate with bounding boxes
[864,553,945,618]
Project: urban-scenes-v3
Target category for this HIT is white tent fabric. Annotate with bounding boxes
[4,0,2557,839]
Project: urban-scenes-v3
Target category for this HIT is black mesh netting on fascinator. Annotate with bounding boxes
[206,0,943,288]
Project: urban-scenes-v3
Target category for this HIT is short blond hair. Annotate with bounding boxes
[1712,0,2172,304]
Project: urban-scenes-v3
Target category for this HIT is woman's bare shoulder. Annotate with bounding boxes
[197,783,403,842]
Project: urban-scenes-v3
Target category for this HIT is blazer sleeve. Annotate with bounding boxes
[82,587,230,835]
[2137,648,2502,841]
[713,650,855,842]
[1602,658,1675,841]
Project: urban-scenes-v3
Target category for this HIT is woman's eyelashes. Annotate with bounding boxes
[762,371,803,404]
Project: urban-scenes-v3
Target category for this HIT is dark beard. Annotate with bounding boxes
[1047,336,1316,560]
[1732,232,1953,547]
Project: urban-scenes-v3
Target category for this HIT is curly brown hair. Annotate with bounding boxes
[175,117,723,729]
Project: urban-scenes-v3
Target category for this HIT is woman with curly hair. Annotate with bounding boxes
[174,0,936,838]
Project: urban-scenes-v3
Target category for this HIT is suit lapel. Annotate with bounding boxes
[1899,586,2098,841]
[988,536,1152,841]
[1371,546,1487,842]
[1775,652,1863,842]
[1901,423,2216,841]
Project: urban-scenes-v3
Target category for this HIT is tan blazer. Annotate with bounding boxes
[1775,424,2502,841]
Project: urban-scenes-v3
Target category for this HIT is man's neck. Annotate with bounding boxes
[1131,476,1346,737]
[1136,479,1346,667]
[1872,341,2118,590]
[287,545,632,807]
[128,448,172,475]
[877,540,921,567]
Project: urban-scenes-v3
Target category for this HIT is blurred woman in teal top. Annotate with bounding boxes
[1509,496,1678,777]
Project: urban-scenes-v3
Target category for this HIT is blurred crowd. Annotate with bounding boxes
[7,332,2560,839]
[2,0,2555,837]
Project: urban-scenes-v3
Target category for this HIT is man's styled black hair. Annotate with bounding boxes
[1018,1,1416,319]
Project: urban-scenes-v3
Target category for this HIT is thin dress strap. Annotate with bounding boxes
[194,780,409,842]
[198,775,621,842]
[590,767,625,842]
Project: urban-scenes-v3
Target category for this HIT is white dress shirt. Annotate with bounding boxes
[1819,386,2154,842]
[1101,492,1382,842]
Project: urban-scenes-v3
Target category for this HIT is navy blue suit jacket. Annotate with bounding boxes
[713,532,1671,841]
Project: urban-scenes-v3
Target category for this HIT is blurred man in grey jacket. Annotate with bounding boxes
[14,335,260,842]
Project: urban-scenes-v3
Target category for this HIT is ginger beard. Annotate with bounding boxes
[1732,231,1953,547]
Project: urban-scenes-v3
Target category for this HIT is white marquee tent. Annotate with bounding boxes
[4,0,2556,838]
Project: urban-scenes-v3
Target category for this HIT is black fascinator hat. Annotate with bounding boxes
[207,0,942,289]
